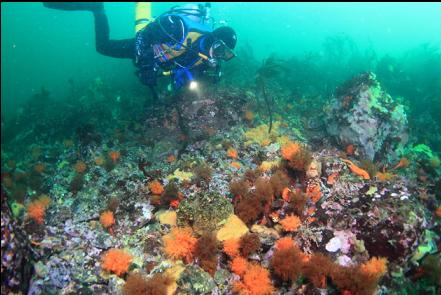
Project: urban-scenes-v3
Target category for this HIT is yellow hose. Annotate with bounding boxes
[135,2,152,33]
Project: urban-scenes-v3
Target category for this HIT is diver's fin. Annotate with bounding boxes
[43,2,103,12]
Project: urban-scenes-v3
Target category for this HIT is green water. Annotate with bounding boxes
[2,2,441,121]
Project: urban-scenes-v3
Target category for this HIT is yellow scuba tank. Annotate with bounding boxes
[135,2,152,33]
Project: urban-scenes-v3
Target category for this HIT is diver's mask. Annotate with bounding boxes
[210,39,236,62]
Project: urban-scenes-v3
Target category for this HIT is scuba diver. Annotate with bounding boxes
[43,2,237,98]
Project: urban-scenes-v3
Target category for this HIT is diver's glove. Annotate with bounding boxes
[202,63,222,84]
[138,68,158,87]
[211,65,222,84]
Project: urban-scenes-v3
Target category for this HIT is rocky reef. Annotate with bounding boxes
[1,73,440,295]
[326,72,408,162]
[1,187,34,294]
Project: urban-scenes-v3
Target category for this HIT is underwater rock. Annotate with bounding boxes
[325,230,355,254]
[306,158,322,179]
[167,168,194,183]
[325,237,342,252]
[133,201,154,226]
[157,210,178,227]
[33,261,48,278]
[92,231,115,250]
[47,257,72,288]
[163,260,186,295]
[179,88,248,142]
[213,269,231,292]
[177,192,233,235]
[354,194,424,263]
[216,214,249,241]
[1,187,34,294]
[177,265,216,295]
[326,72,408,161]
[251,224,280,246]
[108,275,125,295]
